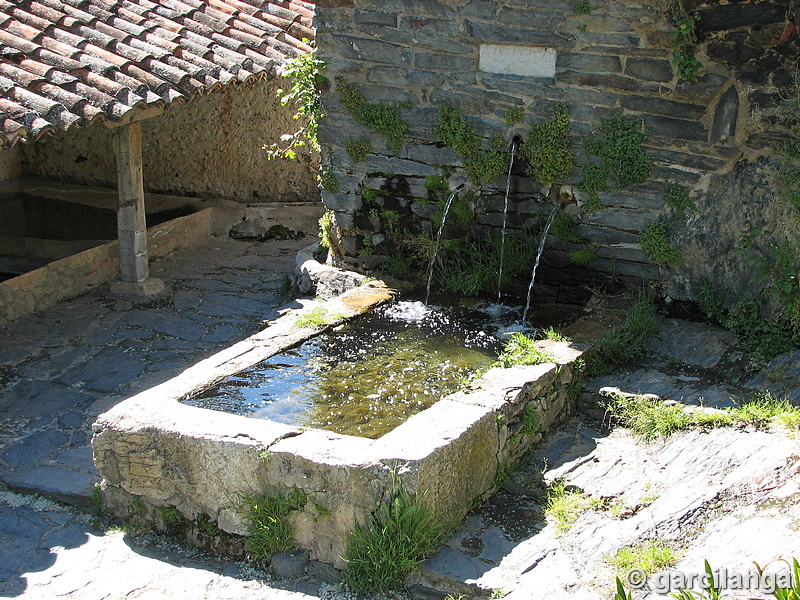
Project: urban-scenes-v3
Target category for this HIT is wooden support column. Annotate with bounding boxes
[109,122,164,296]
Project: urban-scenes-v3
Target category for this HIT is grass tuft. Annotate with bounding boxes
[344,477,450,593]
[494,333,552,368]
[237,488,307,562]
[585,298,659,377]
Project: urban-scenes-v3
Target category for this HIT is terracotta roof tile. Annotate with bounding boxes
[0,0,315,147]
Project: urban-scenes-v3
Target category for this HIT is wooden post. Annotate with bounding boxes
[110,122,164,296]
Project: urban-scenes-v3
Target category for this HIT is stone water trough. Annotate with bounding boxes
[92,267,585,570]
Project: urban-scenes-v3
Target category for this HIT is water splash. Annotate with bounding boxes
[521,204,558,325]
[425,190,457,305]
[497,141,517,301]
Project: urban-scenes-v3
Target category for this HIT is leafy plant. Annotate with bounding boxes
[641,222,682,266]
[521,404,540,435]
[434,103,510,184]
[344,477,449,593]
[583,114,653,190]
[337,80,409,154]
[669,0,704,82]
[295,307,344,327]
[265,44,325,159]
[755,557,800,600]
[614,577,635,600]
[506,105,525,126]
[494,332,553,367]
[574,0,591,14]
[346,138,372,163]
[520,104,574,185]
[602,392,732,440]
[435,233,534,296]
[320,169,339,193]
[237,488,308,561]
[569,247,598,265]
[318,209,336,250]
[664,184,697,220]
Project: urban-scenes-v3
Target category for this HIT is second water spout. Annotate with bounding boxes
[521,204,558,325]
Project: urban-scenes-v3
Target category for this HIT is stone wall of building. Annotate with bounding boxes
[20,78,319,205]
[314,0,799,308]
[0,146,21,185]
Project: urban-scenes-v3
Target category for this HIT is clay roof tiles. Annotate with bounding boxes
[0,0,314,148]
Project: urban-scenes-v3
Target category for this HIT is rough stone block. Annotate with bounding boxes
[624,57,674,83]
[354,10,397,26]
[415,52,474,71]
[556,52,621,73]
[466,21,573,48]
[644,114,708,143]
[621,95,706,120]
[367,66,446,87]
[334,35,412,65]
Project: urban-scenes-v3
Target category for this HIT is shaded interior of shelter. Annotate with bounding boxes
[0,179,196,282]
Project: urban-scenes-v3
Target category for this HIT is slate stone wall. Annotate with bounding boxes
[19,78,320,205]
[315,0,799,307]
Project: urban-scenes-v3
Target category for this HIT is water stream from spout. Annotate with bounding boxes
[521,204,558,325]
[496,142,517,302]
[425,190,457,305]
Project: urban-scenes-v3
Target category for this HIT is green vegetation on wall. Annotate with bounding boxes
[584,115,654,188]
[346,138,372,163]
[520,104,574,185]
[640,222,682,267]
[337,80,409,154]
[668,0,704,82]
[433,103,509,185]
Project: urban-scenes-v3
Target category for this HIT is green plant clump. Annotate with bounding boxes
[344,478,449,593]
[494,332,553,368]
[545,479,603,534]
[337,80,409,154]
[318,209,335,250]
[433,103,509,184]
[640,222,682,266]
[583,114,654,190]
[608,539,679,577]
[520,104,574,185]
[574,0,591,14]
[603,390,800,440]
[265,43,325,160]
[237,488,307,561]
[320,169,339,193]
[505,105,525,126]
[669,0,704,82]
[346,138,372,163]
[434,233,534,296]
[295,306,337,327]
[586,298,659,377]
[664,184,697,220]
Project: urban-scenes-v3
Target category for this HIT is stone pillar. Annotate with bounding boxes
[110,122,164,297]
